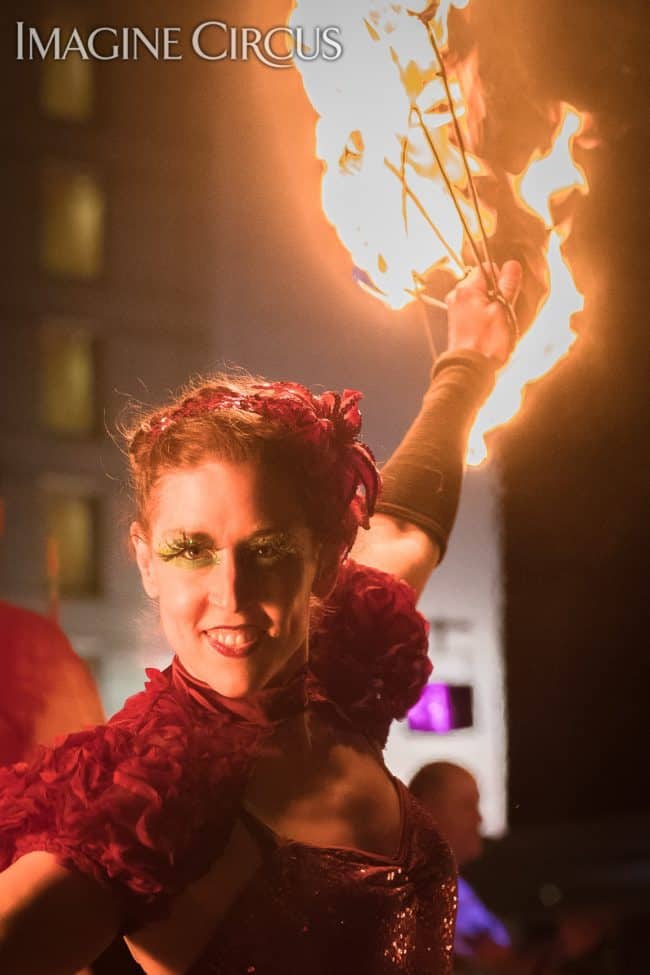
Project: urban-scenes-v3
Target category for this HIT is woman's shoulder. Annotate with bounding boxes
[308,559,431,747]
[0,666,257,929]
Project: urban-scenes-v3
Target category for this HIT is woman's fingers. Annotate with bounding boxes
[445,265,485,304]
[497,260,523,304]
[446,260,523,311]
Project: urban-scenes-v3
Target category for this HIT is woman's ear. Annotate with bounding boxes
[312,542,341,600]
[130,522,159,599]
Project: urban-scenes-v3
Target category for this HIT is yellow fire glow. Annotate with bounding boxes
[515,108,589,230]
[291,1,589,464]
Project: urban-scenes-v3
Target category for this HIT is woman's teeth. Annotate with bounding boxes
[210,627,259,648]
[204,627,264,658]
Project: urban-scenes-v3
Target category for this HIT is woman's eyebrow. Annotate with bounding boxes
[158,530,215,542]
[248,526,293,537]
[246,527,302,541]
[240,529,303,552]
[156,528,298,545]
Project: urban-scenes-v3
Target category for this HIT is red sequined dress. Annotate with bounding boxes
[0,562,457,973]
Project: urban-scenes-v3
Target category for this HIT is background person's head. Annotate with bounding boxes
[124,373,378,698]
[409,761,483,866]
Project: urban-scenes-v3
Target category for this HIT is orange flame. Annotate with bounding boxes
[291,1,590,464]
[469,105,589,464]
[514,108,589,231]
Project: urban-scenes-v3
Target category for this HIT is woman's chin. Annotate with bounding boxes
[215,672,265,699]
[198,663,261,699]
[198,654,274,699]
[178,638,307,698]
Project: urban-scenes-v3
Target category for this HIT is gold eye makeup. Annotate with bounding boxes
[154,529,303,571]
[155,532,219,568]
[244,531,302,565]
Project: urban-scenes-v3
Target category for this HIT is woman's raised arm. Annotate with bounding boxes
[0,852,120,975]
[351,261,522,596]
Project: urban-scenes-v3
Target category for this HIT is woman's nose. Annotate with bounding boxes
[207,550,244,612]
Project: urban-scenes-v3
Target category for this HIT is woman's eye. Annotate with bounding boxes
[157,538,215,565]
[183,544,205,560]
[182,542,219,565]
[252,541,296,564]
[255,544,279,561]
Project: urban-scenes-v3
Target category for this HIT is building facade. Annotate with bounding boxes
[1,3,224,712]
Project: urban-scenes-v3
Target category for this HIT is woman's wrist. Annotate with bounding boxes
[431,347,499,382]
[374,350,497,559]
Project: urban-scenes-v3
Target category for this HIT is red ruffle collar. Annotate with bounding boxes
[167,558,432,747]
[170,655,308,728]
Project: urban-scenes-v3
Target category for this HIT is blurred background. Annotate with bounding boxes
[1,1,648,970]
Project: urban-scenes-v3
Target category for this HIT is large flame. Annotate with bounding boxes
[290,1,590,464]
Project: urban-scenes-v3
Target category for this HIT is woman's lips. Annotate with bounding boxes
[203,626,263,659]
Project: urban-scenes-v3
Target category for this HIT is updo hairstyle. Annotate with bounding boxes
[123,372,379,564]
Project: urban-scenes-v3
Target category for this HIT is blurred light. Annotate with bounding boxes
[40,162,105,278]
[456,877,512,956]
[45,494,100,596]
[39,320,96,436]
[539,882,563,907]
[408,682,473,733]
[40,28,94,121]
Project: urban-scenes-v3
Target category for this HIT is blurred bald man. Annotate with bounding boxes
[410,762,555,974]
[410,761,484,867]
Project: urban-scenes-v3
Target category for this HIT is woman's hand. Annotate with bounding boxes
[446,260,523,366]
[352,259,523,593]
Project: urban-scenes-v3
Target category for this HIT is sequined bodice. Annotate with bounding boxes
[187,782,457,975]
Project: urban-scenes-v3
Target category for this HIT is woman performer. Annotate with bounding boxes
[0,261,521,975]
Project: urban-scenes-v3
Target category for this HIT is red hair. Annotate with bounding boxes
[123,372,380,561]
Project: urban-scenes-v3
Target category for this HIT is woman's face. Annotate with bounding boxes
[132,458,324,698]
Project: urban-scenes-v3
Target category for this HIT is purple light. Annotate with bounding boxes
[407,683,473,733]
[455,877,512,956]
[408,684,453,732]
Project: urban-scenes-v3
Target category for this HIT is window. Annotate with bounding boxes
[40,162,105,277]
[45,493,100,597]
[40,42,93,121]
[39,320,97,436]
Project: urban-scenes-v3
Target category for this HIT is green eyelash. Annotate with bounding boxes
[156,535,219,568]
[248,533,299,563]
[154,532,300,569]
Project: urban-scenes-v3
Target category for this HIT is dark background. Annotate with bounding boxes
[480,0,650,826]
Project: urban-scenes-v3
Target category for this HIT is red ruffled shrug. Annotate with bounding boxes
[0,561,433,931]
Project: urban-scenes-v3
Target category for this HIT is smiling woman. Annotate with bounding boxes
[0,262,521,974]
[131,458,322,699]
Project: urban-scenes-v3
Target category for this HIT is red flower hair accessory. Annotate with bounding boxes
[309,560,432,747]
[141,381,380,544]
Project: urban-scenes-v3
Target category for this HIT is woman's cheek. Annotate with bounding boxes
[278,552,318,596]
[280,570,314,617]
[158,569,207,622]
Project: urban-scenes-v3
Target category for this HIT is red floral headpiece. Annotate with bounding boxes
[139,380,380,549]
